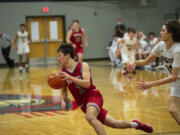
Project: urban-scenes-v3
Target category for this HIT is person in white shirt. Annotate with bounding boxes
[106,34,121,66]
[14,24,30,73]
[127,20,180,125]
[116,28,139,75]
[148,32,161,68]
[148,32,158,49]
[136,31,148,60]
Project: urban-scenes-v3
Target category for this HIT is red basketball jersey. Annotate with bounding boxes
[70,28,83,46]
[62,62,96,106]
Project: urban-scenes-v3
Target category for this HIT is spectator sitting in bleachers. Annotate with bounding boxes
[148,32,161,69]
[136,31,148,60]
[148,32,159,49]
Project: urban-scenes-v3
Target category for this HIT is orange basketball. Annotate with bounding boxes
[48,71,66,89]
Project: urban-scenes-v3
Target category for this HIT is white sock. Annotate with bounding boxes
[130,122,138,128]
[25,64,29,68]
[19,66,22,70]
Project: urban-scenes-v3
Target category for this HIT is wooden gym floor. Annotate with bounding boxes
[0,60,179,135]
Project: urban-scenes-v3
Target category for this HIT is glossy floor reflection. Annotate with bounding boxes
[0,61,179,135]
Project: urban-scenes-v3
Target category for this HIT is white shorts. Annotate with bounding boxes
[17,44,30,55]
[170,79,180,97]
[121,52,135,64]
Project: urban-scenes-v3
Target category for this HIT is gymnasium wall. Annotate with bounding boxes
[0,0,179,64]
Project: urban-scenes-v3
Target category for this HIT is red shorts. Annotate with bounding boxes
[81,89,108,124]
[75,46,83,56]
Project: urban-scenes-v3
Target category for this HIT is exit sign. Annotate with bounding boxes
[42,7,49,13]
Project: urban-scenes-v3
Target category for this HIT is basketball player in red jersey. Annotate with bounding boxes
[66,20,88,62]
[57,43,153,135]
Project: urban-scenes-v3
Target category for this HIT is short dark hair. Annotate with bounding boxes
[165,20,180,42]
[57,43,75,59]
[119,24,126,31]
[127,27,136,33]
[20,24,25,27]
[72,20,79,24]
[148,32,156,37]
[115,24,126,31]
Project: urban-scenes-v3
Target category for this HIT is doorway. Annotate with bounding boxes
[26,16,65,65]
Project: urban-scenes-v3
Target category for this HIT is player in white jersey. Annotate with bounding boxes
[127,20,180,125]
[106,34,121,66]
[116,28,139,75]
[14,24,30,73]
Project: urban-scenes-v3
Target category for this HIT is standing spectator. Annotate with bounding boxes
[13,24,30,73]
[0,30,14,68]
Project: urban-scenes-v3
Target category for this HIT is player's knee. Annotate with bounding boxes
[86,113,96,124]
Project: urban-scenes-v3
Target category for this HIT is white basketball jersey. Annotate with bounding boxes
[17,31,28,46]
[123,36,137,55]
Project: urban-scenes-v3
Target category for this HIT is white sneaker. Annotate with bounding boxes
[25,64,29,72]
[19,66,23,73]
[144,65,152,69]
[158,65,164,70]
[108,62,115,66]
[117,62,123,68]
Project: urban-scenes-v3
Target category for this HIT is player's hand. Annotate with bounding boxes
[115,49,120,58]
[72,44,76,49]
[60,71,71,81]
[127,62,136,73]
[137,81,152,90]
[85,42,88,48]
[61,101,66,110]
[106,47,110,51]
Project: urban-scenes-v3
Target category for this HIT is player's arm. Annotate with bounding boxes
[27,32,31,44]
[144,51,180,89]
[66,30,76,48]
[60,86,68,110]
[60,62,91,89]
[133,42,162,67]
[135,53,156,66]
[116,39,125,58]
[13,33,18,50]
[137,67,180,90]
[66,30,73,44]
[116,39,125,48]
[127,53,156,72]
[135,40,139,53]
[82,28,88,48]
